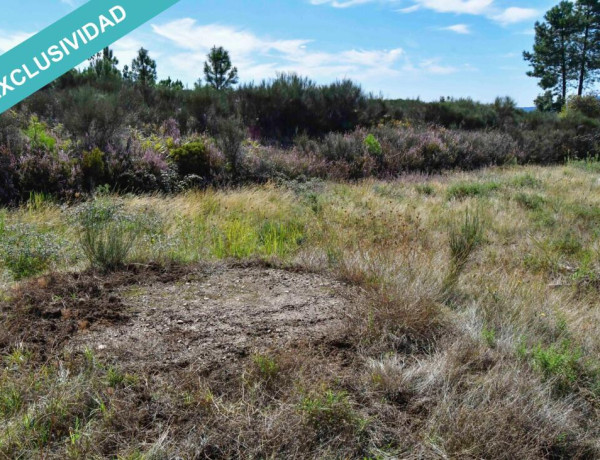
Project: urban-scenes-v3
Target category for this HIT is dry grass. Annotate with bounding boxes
[2,163,600,458]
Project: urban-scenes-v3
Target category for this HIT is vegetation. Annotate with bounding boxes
[524,0,600,108]
[1,164,600,456]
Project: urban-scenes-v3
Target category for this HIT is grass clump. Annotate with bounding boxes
[446,181,500,200]
[0,224,59,279]
[514,192,546,211]
[75,199,145,271]
[443,208,485,293]
[299,389,363,438]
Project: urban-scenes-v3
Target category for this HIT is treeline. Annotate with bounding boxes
[0,44,599,205]
[524,0,600,109]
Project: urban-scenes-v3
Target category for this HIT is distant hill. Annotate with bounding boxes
[520,107,536,113]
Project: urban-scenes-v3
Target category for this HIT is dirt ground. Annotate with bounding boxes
[1,263,355,374]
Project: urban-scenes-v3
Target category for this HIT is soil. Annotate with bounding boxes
[1,263,354,374]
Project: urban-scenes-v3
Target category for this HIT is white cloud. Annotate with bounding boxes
[0,31,34,54]
[313,0,539,25]
[440,24,471,34]
[150,19,421,85]
[492,7,538,25]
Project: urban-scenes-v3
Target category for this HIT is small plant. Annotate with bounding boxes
[443,208,485,293]
[299,389,361,438]
[482,326,497,348]
[530,340,582,394]
[364,134,383,157]
[0,224,59,279]
[252,353,280,382]
[75,199,144,271]
[24,115,56,151]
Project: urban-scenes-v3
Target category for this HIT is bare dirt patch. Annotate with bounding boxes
[45,264,354,374]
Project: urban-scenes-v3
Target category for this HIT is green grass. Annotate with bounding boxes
[446,181,501,200]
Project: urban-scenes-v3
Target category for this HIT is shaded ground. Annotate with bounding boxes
[1,263,354,374]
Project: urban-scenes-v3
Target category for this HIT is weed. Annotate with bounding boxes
[0,224,59,279]
[75,199,145,271]
[299,389,362,438]
[443,208,485,293]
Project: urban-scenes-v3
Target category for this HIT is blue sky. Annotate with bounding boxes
[0,0,561,105]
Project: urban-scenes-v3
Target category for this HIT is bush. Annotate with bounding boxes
[364,134,382,157]
[82,147,106,187]
[214,118,246,178]
[0,224,59,279]
[169,141,211,177]
[75,199,144,271]
[0,146,20,205]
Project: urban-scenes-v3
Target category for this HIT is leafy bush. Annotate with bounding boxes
[214,118,246,178]
[23,116,56,151]
[0,146,20,205]
[82,147,106,187]
[75,199,145,271]
[364,134,382,157]
[0,224,59,279]
[169,141,211,177]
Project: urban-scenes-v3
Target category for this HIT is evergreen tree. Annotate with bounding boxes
[88,47,120,81]
[203,46,238,91]
[131,48,157,88]
[575,0,600,95]
[524,1,580,108]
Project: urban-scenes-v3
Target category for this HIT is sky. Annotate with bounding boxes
[0,0,563,106]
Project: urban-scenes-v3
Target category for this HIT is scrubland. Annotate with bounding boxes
[1,161,600,458]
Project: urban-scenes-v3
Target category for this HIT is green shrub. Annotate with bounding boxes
[0,224,59,279]
[169,141,211,177]
[447,181,500,200]
[531,340,582,394]
[23,116,56,151]
[82,147,105,185]
[364,134,382,157]
[75,199,144,271]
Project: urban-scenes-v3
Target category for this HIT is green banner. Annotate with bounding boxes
[0,0,180,113]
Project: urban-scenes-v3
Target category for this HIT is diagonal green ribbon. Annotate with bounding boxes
[0,0,180,113]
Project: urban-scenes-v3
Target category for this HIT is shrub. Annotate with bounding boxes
[0,224,59,279]
[75,199,144,271]
[214,118,246,178]
[364,133,382,157]
[23,116,56,151]
[0,146,20,205]
[169,141,211,177]
[82,147,106,187]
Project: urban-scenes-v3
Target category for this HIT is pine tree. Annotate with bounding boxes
[524,1,580,108]
[575,0,600,95]
[203,46,238,91]
[131,48,157,88]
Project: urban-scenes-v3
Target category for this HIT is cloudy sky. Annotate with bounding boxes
[1,0,560,105]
